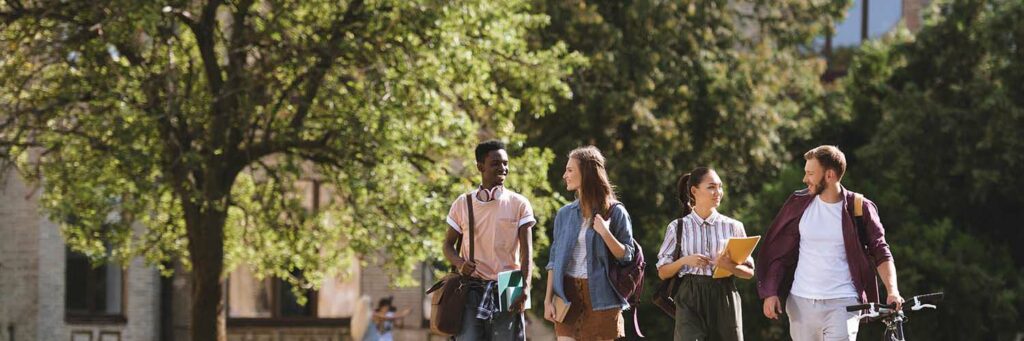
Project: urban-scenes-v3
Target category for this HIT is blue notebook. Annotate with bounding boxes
[497,270,531,311]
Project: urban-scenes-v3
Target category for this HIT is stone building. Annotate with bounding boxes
[0,168,435,341]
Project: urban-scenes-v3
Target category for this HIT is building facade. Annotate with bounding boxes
[0,169,434,341]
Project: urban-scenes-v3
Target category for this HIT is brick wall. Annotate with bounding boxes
[0,172,41,341]
[903,0,929,32]
[0,170,161,341]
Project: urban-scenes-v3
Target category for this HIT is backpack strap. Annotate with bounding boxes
[849,191,883,303]
[602,202,625,237]
[604,202,647,337]
[673,218,684,260]
[632,306,644,337]
[850,192,868,250]
[604,202,622,219]
[854,193,864,218]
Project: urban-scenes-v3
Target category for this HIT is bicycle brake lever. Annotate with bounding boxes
[910,297,936,311]
[857,303,881,319]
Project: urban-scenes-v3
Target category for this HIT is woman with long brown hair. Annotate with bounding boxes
[543,146,636,341]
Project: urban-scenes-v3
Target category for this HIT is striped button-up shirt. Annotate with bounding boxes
[656,210,751,277]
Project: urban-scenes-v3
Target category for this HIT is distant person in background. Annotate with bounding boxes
[369,296,411,341]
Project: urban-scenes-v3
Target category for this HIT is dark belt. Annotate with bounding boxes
[463,276,495,289]
[681,274,736,284]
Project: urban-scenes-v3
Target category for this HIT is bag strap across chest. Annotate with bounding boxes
[454,193,475,264]
[673,217,683,260]
[466,193,475,261]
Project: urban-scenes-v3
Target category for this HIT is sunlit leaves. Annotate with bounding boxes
[0,0,579,293]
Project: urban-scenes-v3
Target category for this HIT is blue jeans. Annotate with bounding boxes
[454,286,525,341]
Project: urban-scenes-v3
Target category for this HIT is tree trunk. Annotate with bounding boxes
[187,206,228,341]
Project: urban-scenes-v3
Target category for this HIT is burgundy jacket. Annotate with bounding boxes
[756,187,893,304]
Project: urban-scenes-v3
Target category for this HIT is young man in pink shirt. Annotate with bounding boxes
[443,140,536,341]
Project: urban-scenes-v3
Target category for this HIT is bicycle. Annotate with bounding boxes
[845,292,943,341]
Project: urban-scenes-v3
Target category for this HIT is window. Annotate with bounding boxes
[226,265,273,318]
[315,268,361,318]
[819,0,904,81]
[227,178,360,326]
[65,247,125,323]
[277,272,316,318]
[227,264,360,325]
[227,267,322,318]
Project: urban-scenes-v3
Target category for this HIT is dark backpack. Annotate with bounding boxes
[603,203,647,337]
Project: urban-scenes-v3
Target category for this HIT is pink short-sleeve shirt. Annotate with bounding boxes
[446,187,536,280]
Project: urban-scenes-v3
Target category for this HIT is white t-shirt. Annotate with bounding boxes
[566,218,590,278]
[791,195,859,299]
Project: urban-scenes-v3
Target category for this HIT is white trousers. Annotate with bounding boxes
[786,295,862,341]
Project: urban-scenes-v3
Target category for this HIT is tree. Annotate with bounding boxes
[0,0,581,339]
[522,0,850,337]
[834,0,1024,338]
[848,0,1024,260]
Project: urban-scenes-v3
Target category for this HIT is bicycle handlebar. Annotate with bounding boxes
[913,292,944,302]
[846,292,944,312]
[846,304,871,312]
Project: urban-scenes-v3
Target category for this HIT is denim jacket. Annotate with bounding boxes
[546,200,635,311]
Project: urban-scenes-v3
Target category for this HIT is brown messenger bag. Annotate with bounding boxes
[426,193,476,336]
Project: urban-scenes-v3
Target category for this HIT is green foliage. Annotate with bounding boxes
[4,0,1023,339]
[852,0,1024,248]
[0,0,581,336]
[523,0,851,337]
[835,0,1024,338]
[522,0,851,251]
[527,0,1024,339]
[872,219,1021,340]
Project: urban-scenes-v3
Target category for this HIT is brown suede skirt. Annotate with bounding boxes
[554,276,625,340]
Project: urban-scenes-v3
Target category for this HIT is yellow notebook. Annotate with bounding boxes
[712,236,761,278]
